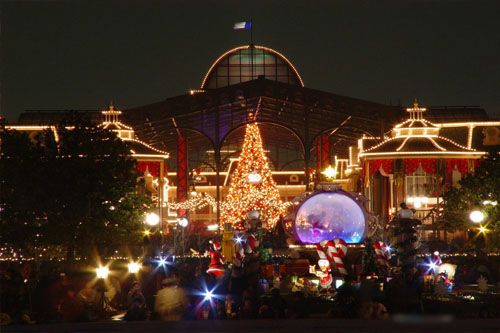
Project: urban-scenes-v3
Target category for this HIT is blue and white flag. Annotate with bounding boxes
[233,21,252,30]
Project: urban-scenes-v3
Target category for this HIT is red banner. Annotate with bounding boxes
[369,159,393,176]
[404,159,436,175]
[446,159,469,177]
[137,161,162,177]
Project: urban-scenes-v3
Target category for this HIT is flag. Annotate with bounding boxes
[234,21,251,30]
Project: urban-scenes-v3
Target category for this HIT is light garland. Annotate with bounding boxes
[167,193,218,211]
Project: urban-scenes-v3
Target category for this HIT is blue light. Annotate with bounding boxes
[425,259,438,274]
[158,258,167,266]
[203,289,213,301]
[234,236,244,244]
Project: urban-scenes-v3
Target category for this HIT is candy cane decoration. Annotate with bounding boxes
[316,243,328,260]
[321,239,348,276]
[373,241,390,268]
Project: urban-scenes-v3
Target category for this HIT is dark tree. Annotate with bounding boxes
[0,130,47,250]
[0,118,151,260]
[443,147,500,250]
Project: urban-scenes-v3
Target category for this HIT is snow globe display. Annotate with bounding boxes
[293,190,366,244]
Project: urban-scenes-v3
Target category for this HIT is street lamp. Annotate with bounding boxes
[95,265,110,317]
[145,212,160,226]
[178,217,189,228]
[469,210,485,224]
[95,266,109,279]
[127,261,141,274]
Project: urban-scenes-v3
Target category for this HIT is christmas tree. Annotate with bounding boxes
[221,123,285,228]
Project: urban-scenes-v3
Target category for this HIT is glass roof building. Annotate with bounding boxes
[201,45,304,89]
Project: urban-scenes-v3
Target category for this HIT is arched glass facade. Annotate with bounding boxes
[201,45,304,89]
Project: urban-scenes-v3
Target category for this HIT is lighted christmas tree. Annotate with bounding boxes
[222,123,286,228]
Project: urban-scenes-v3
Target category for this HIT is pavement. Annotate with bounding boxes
[3,318,500,333]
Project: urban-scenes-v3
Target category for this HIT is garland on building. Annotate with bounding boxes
[221,123,288,228]
[167,193,217,211]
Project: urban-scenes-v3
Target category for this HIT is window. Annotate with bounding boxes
[405,164,436,199]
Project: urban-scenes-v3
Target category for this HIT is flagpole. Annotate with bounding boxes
[250,18,253,45]
[250,19,254,80]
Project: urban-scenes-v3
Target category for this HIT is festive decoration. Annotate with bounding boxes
[315,239,348,276]
[393,217,421,277]
[309,258,333,290]
[167,193,217,211]
[206,240,225,278]
[221,123,288,228]
[368,160,394,176]
[373,241,390,269]
[294,191,366,244]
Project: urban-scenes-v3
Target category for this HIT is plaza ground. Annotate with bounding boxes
[3,318,500,333]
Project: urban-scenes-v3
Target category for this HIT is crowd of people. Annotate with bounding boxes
[1,252,499,325]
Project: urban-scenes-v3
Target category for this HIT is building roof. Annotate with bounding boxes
[124,138,169,158]
[359,101,485,159]
[362,135,476,154]
[201,45,304,89]
[124,77,402,166]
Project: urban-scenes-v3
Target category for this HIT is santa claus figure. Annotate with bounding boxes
[206,240,225,278]
[310,259,333,291]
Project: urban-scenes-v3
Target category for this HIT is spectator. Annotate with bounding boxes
[124,296,148,321]
[127,282,145,308]
[288,292,308,318]
[397,202,415,219]
[154,276,188,321]
[269,288,287,318]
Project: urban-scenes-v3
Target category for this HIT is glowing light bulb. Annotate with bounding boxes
[478,226,488,234]
[145,212,160,226]
[178,217,189,228]
[203,289,213,301]
[96,266,109,279]
[321,165,337,179]
[128,262,141,274]
[469,210,485,223]
[247,171,262,184]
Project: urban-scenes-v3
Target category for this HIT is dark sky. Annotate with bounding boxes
[1,0,500,122]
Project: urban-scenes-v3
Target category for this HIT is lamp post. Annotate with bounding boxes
[95,265,109,317]
[469,209,488,250]
[145,212,161,257]
[177,217,189,254]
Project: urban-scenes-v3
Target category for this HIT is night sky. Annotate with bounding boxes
[1,0,500,123]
